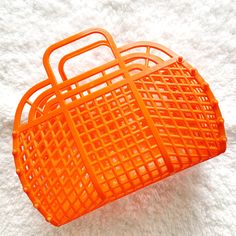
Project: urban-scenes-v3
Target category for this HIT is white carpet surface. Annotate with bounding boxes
[0,0,236,235]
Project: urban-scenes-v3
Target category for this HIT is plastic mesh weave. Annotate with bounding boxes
[13,28,226,226]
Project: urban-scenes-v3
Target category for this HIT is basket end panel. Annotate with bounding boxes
[133,60,227,172]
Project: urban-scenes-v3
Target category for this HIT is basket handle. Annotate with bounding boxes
[43,28,120,84]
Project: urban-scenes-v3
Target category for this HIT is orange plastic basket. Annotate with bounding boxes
[12,28,226,226]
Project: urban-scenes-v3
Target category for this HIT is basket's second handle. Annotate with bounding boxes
[43,28,121,84]
[58,39,112,81]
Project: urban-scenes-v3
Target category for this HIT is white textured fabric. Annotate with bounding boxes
[0,0,235,235]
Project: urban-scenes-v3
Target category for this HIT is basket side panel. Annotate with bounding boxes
[68,84,170,200]
[14,113,102,225]
[134,62,224,171]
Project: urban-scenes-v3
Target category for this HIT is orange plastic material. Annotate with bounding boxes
[12,28,226,226]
